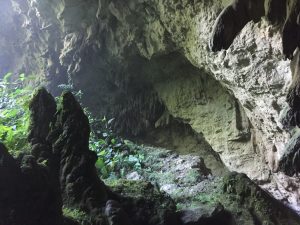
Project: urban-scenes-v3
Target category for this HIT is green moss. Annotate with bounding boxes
[182,169,201,184]
[105,179,176,225]
[105,179,158,199]
[148,171,176,184]
[106,179,176,209]
[63,207,91,224]
[194,192,220,205]
[175,188,223,210]
[220,172,300,225]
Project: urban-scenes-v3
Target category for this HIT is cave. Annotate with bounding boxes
[1,0,300,225]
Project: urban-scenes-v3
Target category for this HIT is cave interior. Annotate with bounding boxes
[2,0,300,225]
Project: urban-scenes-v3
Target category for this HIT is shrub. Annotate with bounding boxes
[0,73,33,155]
[88,114,144,179]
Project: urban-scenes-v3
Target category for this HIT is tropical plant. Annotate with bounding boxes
[88,114,144,179]
[0,72,33,155]
[58,83,145,179]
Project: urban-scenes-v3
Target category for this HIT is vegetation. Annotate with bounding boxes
[0,75,144,179]
[0,72,32,155]
[62,207,92,225]
[58,84,145,179]
[88,114,144,179]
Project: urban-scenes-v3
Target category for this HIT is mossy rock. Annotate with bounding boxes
[222,172,300,225]
[62,207,93,225]
[106,179,179,225]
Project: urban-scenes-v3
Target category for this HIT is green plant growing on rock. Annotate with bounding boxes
[194,193,219,205]
[88,114,144,179]
[63,207,91,225]
[0,72,33,155]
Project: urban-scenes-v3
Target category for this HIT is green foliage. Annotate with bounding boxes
[0,72,32,155]
[62,207,92,225]
[87,113,144,179]
[58,83,145,179]
[58,83,83,100]
[194,193,218,204]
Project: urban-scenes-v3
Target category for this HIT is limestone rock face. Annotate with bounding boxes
[2,0,298,211]
[278,131,300,176]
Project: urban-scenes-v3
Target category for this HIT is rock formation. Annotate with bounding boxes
[0,88,180,225]
[266,0,287,25]
[210,0,299,56]
[210,0,265,51]
[2,0,290,182]
[0,141,63,225]
[282,0,300,60]
[208,0,300,179]
[3,0,300,216]
[208,0,300,210]
[49,91,109,224]
[222,172,300,225]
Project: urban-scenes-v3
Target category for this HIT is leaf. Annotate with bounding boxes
[98,139,106,145]
[19,73,25,81]
[115,143,122,148]
[27,74,36,80]
[124,140,133,147]
[120,168,125,177]
[95,158,105,169]
[3,72,12,82]
[107,118,114,125]
[128,155,139,163]
[134,162,141,170]
[98,150,106,156]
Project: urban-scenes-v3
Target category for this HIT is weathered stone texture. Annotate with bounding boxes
[2,0,299,213]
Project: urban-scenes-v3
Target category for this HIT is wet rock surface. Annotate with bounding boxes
[134,147,223,208]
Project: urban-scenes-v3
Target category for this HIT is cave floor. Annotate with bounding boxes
[103,146,300,224]
[128,146,222,210]
[104,146,223,210]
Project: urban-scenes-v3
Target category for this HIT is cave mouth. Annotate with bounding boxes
[1,0,300,224]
